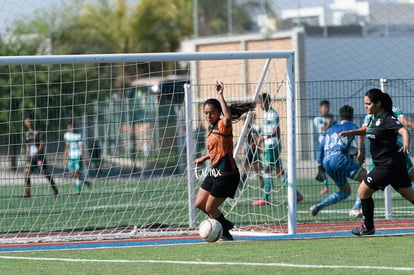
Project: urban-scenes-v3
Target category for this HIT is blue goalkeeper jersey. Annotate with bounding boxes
[317,120,359,164]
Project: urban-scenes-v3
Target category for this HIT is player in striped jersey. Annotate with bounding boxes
[64,121,90,194]
[313,100,334,194]
[252,93,303,206]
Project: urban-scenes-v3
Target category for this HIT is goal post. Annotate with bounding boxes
[0,50,297,242]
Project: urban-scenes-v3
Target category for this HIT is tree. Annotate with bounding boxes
[77,0,193,84]
[0,40,49,169]
[130,0,192,53]
[1,13,113,169]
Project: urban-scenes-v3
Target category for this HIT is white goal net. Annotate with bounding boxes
[0,51,297,242]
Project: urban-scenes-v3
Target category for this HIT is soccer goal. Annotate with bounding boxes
[0,50,297,243]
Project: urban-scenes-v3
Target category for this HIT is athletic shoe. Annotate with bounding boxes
[351,224,375,236]
[220,230,234,241]
[308,205,320,216]
[349,208,362,218]
[53,189,59,197]
[297,194,304,202]
[252,199,269,206]
[223,219,234,231]
[320,187,329,194]
[22,193,31,198]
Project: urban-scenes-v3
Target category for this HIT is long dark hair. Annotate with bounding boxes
[204,99,256,122]
[365,88,393,114]
[259,93,271,111]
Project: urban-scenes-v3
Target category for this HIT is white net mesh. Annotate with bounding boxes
[0,51,294,242]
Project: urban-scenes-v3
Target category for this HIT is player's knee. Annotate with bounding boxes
[195,198,208,212]
[397,187,414,202]
[355,168,367,182]
[341,191,351,200]
[357,181,372,199]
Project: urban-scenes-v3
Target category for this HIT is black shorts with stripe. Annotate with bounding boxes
[365,158,411,191]
[201,170,240,199]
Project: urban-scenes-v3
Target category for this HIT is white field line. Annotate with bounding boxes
[0,256,413,271]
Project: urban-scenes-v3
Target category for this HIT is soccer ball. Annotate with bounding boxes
[199,218,223,242]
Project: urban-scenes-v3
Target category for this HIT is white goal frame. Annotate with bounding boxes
[0,50,297,240]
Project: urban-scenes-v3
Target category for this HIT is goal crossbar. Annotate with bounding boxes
[0,50,294,65]
[0,50,297,242]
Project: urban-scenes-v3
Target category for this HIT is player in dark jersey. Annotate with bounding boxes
[339,89,414,235]
[194,81,255,241]
[23,116,58,198]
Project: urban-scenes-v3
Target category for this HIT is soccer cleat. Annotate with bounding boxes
[320,187,329,194]
[351,224,375,236]
[222,219,234,231]
[220,229,234,241]
[308,205,320,216]
[252,199,269,206]
[22,193,31,198]
[349,208,362,218]
[297,194,304,202]
[53,189,59,197]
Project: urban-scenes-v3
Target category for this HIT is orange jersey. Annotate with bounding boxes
[206,119,237,174]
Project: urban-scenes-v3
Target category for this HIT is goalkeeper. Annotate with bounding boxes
[309,105,367,216]
[64,121,90,194]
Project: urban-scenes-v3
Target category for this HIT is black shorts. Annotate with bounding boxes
[27,155,48,172]
[365,160,411,191]
[201,170,240,199]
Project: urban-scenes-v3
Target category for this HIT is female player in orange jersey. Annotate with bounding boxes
[194,81,255,241]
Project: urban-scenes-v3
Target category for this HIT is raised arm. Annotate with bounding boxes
[215,81,232,127]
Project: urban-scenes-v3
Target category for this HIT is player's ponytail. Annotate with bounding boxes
[365,88,393,115]
[204,99,256,122]
[228,102,256,121]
